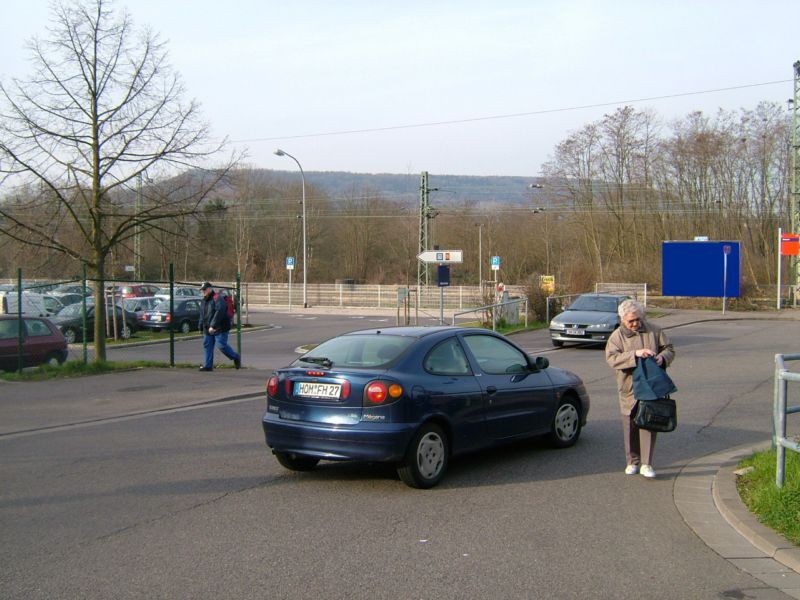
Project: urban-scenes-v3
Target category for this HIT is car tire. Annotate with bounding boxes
[43,352,65,367]
[120,325,133,339]
[274,451,320,472]
[63,328,78,344]
[549,396,581,448]
[397,423,449,489]
[179,320,191,334]
[551,339,564,348]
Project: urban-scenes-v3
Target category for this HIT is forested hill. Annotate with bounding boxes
[263,169,542,205]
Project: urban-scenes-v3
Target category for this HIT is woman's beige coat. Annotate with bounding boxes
[605,320,675,415]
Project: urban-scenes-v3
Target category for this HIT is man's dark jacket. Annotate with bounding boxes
[200,293,231,333]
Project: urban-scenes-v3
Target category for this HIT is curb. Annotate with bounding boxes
[713,453,800,574]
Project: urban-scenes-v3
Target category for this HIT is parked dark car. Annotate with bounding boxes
[122,296,160,325]
[139,298,202,333]
[0,315,68,371]
[47,292,85,310]
[262,326,590,488]
[49,283,92,297]
[154,286,203,301]
[51,299,138,343]
[548,293,631,347]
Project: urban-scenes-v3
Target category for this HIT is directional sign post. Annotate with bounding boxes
[286,257,295,311]
[417,250,462,324]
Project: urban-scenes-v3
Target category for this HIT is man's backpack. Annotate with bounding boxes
[214,291,236,318]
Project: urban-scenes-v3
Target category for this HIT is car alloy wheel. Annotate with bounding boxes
[44,352,65,367]
[63,328,78,344]
[180,320,191,334]
[398,423,449,489]
[550,397,581,448]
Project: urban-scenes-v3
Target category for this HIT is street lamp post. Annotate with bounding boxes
[274,149,307,308]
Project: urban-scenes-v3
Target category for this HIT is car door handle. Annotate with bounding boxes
[486,386,497,395]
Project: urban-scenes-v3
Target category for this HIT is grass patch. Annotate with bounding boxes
[0,359,196,381]
[736,448,800,545]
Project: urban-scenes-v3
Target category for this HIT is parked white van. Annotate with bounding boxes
[0,291,52,317]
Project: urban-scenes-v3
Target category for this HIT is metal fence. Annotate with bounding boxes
[237,282,528,311]
[773,353,800,487]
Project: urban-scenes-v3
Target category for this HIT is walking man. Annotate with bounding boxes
[199,281,241,371]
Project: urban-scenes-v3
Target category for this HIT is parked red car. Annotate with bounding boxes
[0,315,68,371]
[108,284,160,299]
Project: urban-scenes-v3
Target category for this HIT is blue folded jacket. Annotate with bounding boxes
[633,356,677,401]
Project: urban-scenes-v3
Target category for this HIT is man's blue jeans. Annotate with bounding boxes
[202,331,239,369]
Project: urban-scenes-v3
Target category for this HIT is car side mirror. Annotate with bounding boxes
[534,356,549,370]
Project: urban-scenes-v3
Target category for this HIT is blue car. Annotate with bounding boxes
[262,326,590,488]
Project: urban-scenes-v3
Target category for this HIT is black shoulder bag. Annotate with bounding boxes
[632,356,677,433]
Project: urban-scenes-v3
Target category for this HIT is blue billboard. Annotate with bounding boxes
[662,241,741,298]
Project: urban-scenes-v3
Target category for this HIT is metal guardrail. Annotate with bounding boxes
[452,298,528,331]
[773,353,800,487]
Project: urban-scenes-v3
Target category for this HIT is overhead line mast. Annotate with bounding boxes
[792,61,800,303]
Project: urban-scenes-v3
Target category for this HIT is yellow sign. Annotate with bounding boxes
[540,275,555,294]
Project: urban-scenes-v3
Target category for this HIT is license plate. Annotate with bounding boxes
[294,382,341,399]
[566,329,583,336]
[153,315,162,322]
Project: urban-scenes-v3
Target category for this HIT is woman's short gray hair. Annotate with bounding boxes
[618,299,644,319]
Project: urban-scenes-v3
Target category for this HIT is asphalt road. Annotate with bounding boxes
[1,310,798,599]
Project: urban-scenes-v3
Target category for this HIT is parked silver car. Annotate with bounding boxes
[548,293,630,347]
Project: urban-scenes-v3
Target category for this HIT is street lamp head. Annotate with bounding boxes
[274,149,286,156]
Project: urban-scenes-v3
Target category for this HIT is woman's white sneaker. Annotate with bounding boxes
[640,465,656,478]
[624,465,639,475]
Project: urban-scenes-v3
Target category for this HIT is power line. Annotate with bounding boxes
[233,80,791,144]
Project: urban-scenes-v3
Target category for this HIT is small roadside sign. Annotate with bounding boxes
[286,256,295,270]
[491,255,501,271]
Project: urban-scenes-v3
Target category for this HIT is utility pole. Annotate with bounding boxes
[791,61,800,302]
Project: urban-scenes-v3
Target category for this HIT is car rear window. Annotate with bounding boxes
[26,319,52,337]
[294,334,415,368]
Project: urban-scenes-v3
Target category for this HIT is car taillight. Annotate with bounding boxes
[166,314,172,322]
[267,375,278,397]
[364,380,403,405]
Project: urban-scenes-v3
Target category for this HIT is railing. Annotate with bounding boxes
[452,298,528,332]
[595,282,648,306]
[773,353,800,487]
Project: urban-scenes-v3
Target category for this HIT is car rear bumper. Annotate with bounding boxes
[262,412,416,462]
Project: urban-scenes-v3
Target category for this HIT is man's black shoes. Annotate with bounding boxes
[199,366,213,372]
[234,357,241,370]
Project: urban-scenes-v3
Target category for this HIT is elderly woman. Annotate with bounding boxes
[605,299,674,478]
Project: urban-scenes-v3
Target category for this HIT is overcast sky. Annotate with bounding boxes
[2,1,798,177]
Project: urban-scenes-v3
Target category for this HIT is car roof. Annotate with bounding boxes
[339,326,489,339]
[576,293,630,299]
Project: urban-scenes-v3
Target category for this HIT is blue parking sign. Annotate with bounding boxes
[286,256,295,270]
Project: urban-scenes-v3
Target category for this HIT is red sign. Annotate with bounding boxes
[781,233,800,256]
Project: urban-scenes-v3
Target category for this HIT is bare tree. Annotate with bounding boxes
[0,0,239,360]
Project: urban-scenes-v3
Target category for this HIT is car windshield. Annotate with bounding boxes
[153,300,171,311]
[568,296,620,313]
[294,334,415,368]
